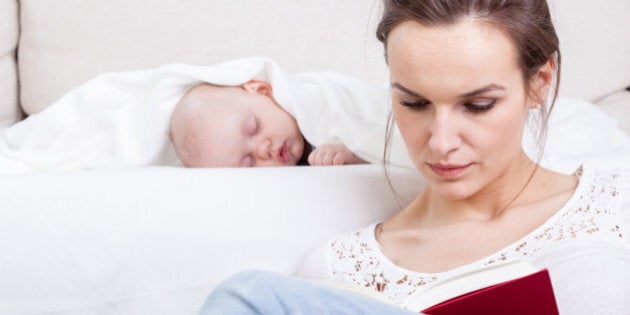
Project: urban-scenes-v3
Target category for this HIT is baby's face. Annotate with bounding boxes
[192,92,305,167]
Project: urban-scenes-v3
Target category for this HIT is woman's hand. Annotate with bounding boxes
[307,144,368,166]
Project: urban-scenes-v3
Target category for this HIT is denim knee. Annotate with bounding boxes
[200,270,415,315]
[216,270,284,294]
[199,270,291,315]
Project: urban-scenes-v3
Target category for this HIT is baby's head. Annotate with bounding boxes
[170,81,305,167]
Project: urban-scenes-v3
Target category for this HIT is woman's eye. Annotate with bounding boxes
[399,100,430,110]
[464,100,496,113]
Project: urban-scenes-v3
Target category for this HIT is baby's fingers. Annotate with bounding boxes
[332,151,347,165]
[308,148,340,166]
[307,149,320,165]
[308,148,328,165]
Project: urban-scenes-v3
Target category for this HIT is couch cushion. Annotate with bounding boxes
[18,0,387,114]
[551,0,630,100]
[596,90,630,136]
[17,1,630,114]
[0,0,21,126]
[0,164,422,313]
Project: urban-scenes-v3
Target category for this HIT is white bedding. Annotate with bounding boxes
[523,97,630,173]
[0,164,422,314]
[0,57,411,174]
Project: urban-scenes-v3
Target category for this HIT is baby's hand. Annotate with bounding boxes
[308,144,367,166]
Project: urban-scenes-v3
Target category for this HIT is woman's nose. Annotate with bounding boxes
[428,111,461,156]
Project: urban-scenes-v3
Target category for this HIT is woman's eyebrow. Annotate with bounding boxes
[458,84,505,98]
[391,82,424,98]
[391,82,505,99]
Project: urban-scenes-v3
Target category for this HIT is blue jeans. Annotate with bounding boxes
[198,270,415,315]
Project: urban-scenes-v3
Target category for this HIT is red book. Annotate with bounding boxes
[401,260,559,315]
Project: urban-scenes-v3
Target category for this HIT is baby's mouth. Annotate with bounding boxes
[276,142,290,164]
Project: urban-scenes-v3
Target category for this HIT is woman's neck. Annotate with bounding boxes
[404,153,553,227]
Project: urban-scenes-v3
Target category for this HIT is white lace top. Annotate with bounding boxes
[298,166,630,314]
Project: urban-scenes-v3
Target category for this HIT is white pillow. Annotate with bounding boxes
[596,90,630,136]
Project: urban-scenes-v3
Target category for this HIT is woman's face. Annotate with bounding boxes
[387,19,538,200]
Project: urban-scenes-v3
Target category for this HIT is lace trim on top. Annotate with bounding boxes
[327,166,625,306]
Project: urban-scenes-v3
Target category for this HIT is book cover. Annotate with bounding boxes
[401,260,559,315]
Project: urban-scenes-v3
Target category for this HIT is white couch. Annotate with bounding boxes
[0,1,629,314]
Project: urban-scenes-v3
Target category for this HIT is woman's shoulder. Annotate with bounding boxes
[575,165,627,192]
[570,165,630,240]
[566,165,627,212]
[523,166,627,246]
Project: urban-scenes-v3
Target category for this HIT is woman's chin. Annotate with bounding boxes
[428,181,477,201]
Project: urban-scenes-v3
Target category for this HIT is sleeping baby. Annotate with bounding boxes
[169,81,367,167]
[0,58,383,174]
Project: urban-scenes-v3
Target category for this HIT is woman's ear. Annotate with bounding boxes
[242,80,273,96]
[528,59,554,108]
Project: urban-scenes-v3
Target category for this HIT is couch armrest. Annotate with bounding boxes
[0,0,20,126]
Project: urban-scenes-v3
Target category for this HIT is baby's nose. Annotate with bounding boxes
[255,138,272,160]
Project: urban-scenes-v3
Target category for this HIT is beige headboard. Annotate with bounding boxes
[16,0,387,115]
[1,0,629,127]
[551,0,630,100]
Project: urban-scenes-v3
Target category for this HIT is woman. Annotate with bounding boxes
[200,0,630,314]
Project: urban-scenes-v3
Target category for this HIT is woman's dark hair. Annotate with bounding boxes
[377,0,561,199]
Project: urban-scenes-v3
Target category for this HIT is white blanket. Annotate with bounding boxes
[523,97,630,173]
[0,57,412,174]
[0,57,628,174]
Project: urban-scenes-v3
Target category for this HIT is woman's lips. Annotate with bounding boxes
[428,163,472,178]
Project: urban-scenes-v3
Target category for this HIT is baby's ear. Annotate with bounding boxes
[242,80,273,96]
